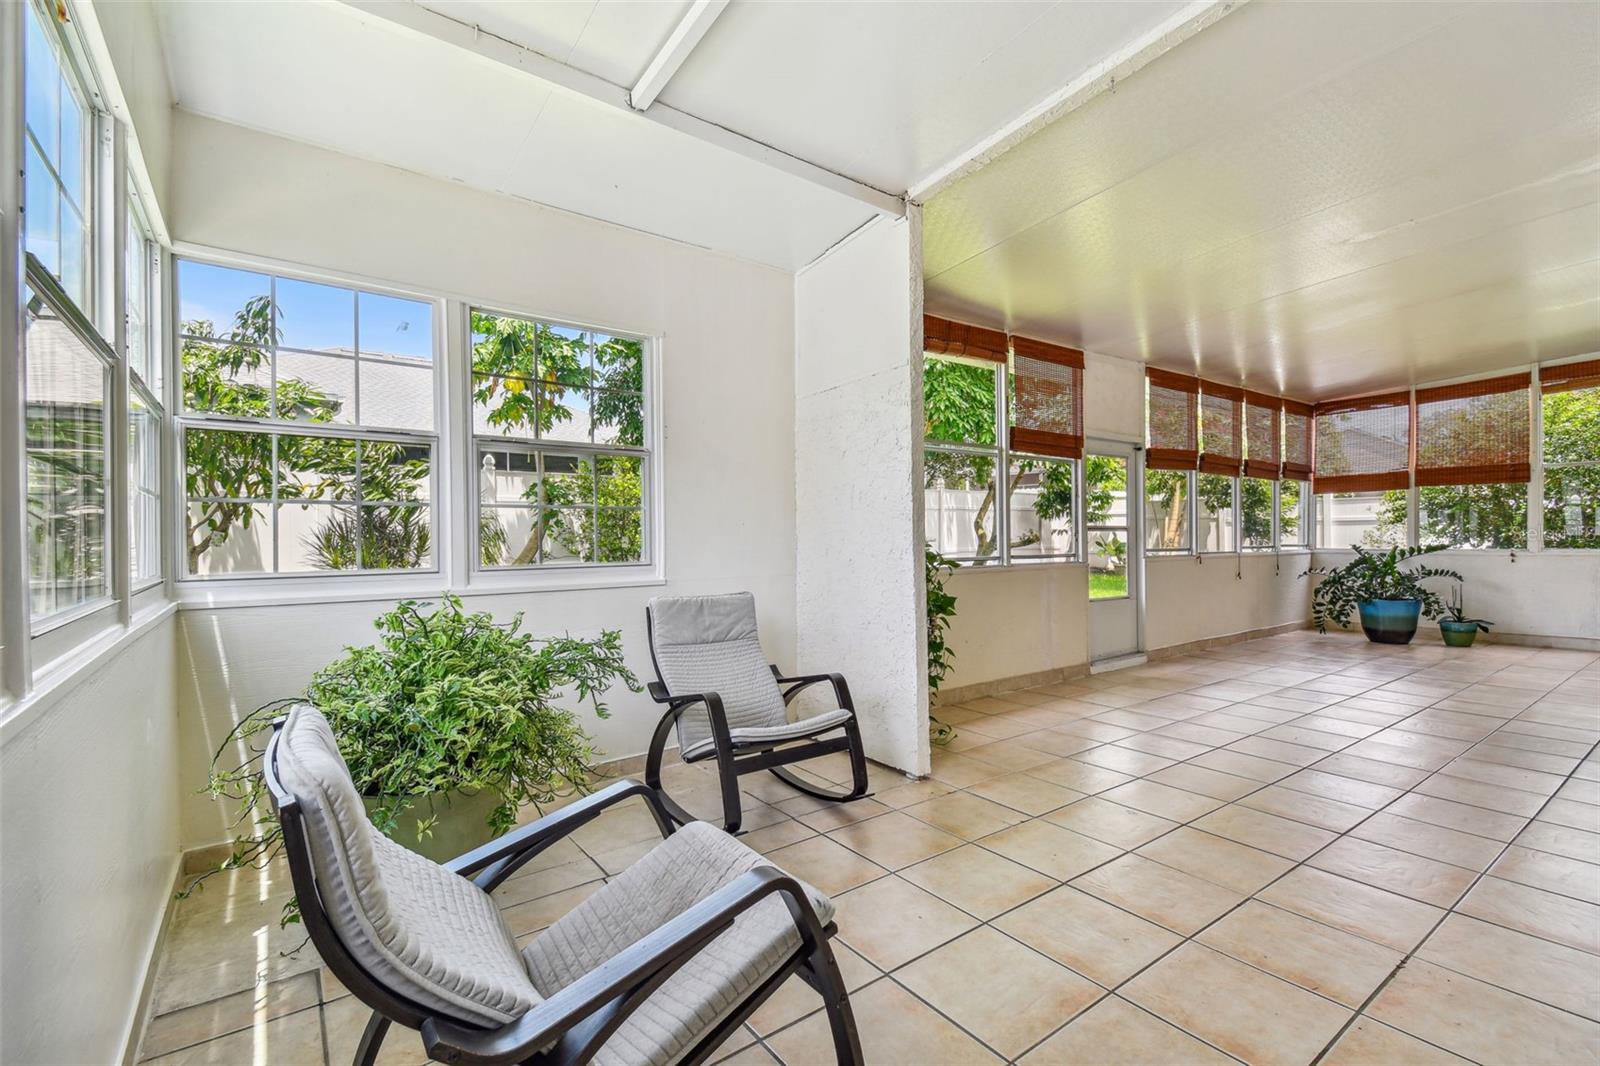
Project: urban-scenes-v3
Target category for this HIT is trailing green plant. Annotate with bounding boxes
[1299,544,1461,633]
[926,547,959,745]
[1442,584,1493,633]
[187,595,639,923]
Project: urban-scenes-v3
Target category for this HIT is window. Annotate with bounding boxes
[23,276,111,618]
[128,188,161,583]
[1541,361,1600,549]
[923,354,1001,563]
[1316,491,1406,549]
[23,1,94,313]
[1196,473,1236,552]
[1279,480,1308,548]
[1313,392,1410,494]
[177,258,438,576]
[1412,374,1530,550]
[1144,468,1191,552]
[1240,477,1274,549]
[1009,455,1075,561]
[1086,454,1129,597]
[1418,485,1527,550]
[471,310,648,568]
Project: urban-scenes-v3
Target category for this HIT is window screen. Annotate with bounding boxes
[1313,391,1411,494]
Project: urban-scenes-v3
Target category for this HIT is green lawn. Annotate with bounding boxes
[1089,571,1128,599]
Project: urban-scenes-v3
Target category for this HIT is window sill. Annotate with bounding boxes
[176,564,667,610]
[943,560,1087,575]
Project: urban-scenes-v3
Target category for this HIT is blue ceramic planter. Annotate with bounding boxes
[1358,599,1421,644]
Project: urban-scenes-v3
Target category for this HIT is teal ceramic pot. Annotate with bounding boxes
[1358,599,1421,644]
[1439,619,1480,648]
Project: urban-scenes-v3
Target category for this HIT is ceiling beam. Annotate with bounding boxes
[630,0,729,111]
[335,0,903,217]
[908,0,1244,203]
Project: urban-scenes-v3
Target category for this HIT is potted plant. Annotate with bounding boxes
[189,595,639,920]
[1300,545,1460,644]
[926,547,959,746]
[1439,585,1492,647]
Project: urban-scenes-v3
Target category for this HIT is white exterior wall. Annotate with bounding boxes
[170,114,801,847]
[1146,552,1310,651]
[940,564,1091,691]
[0,615,180,1065]
[795,214,928,775]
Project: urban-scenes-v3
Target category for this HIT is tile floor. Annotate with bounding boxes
[139,630,1600,1065]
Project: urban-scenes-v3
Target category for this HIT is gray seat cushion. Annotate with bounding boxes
[276,705,542,1027]
[679,707,855,762]
[648,592,808,759]
[522,821,835,1066]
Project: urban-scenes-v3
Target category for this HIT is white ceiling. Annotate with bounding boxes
[922,1,1600,400]
[153,0,1187,271]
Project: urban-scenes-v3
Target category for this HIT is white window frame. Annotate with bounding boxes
[464,304,657,580]
[1194,471,1240,555]
[127,180,162,592]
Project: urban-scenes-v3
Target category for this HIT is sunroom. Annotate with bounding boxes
[2,2,1598,1065]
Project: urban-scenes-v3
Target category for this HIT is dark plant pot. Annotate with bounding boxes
[362,787,501,862]
[1439,620,1480,648]
[1358,599,1421,644]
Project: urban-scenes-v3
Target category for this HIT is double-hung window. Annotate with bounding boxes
[23,1,92,313]
[470,309,649,569]
[127,187,162,585]
[1540,360,1600,549]
[175,258,439,577]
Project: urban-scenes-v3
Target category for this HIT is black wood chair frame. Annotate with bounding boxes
[262,718,864,1066]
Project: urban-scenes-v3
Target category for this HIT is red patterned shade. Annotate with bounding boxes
[923,314,1008,363]
[1313,391,1412,493]
[1243,390,1282,480]
[1540,358,1600,394]
[1199,380,1243,475]
[1414,373,1531,486]
[1282,398,1314,479]
[1009,336,1084,460]
[1146,368,1199,470]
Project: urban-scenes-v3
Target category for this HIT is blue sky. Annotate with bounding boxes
[178,259,432,361]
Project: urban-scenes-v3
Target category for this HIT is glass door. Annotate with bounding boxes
[1086,442,1142,662]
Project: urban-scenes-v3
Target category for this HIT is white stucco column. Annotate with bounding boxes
[793,209,929,776]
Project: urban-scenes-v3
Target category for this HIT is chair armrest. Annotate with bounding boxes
[645,685,737,760]
[772,668,855,712]
[444,780,671,890]
[421,866,827,1065]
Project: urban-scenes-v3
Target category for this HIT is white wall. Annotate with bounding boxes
[0,615,180,1065]
[940,564,1090,692]
[1312,549,1600,643]
[83,0,173,223]
[171,114,800,847]
[795,214,928,775]
[1146,552,1310,651]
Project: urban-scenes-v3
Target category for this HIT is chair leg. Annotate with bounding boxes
[716,755,744,835]
[807,941,864,1066]
[352,1010,391,1066]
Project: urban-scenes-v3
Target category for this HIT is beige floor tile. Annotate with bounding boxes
[1072,854,1244,936]
[1017,995,1235,1066]
[960,738,1060,772]
[993,885,1181,988]
[736,819,817,855]
[1258,868,1445,952]
[869,776,954,809]
[1516,820,1600,864]
[964,771,1084,816]
[1044,796,1178,849]
[978,819,1122,880]
[1146,762,1260,801]
[1122,942,1351,1066]
[928,751,1012,788]
[1237,785,1372,832]
[1349,811,1506,869]
[1368,959,1600,1065]
[765,978,1003,1065]
[1197,900,1402,1007]
[1073,745,1176,776]
[1321,1019,1472,1065]
[1189,748,1300,783]
[1456,876,1600,954]
[790,797,894,833]
[323,996,434,1066]
[832,876,978,970]
[1009,728,1099,758]
[897,927,1103,1058]
[1115,732,1212,761]
[1308,837,1478,908]
[1418,913,1600,1020]
[1315,753,1430,789]
[1194,803,1338,860]
[1490,844,1600,904]
[712,1039,776,1065]
[762,835,888,896]
[146,1004,323,1066]
[142,973,321,1061]
[826,811,963,870]
[1412,773,1547,816]
[1135,826,1293,894]
[1100,779,1225,822]
[1228,736,1328,767]
[903,791,1027,840]
[899,844,1055,920]
[744,944,878,1036]
[1024,756,1135,794]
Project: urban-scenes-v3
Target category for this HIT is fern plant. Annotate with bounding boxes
[926,547,959,745]
[1300,545,1461,633]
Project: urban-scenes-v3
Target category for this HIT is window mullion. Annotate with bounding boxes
[110,118,131,624]
[1530,362,1545,551]
[996,360,1009,565]
[1,0,30,699]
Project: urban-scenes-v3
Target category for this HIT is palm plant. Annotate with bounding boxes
[1300,544,1461,633]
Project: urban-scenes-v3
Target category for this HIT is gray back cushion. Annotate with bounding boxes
[275,704,542,1027]
[648,593,789,753]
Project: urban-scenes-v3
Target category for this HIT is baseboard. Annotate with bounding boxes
[1429,630,1600,652]
[119,852,185,1066]
[1147,620,1312,660]
[933,663,1091,708]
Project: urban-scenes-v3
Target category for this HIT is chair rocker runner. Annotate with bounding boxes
[264,703,863,1066]
[644,592,871,834]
